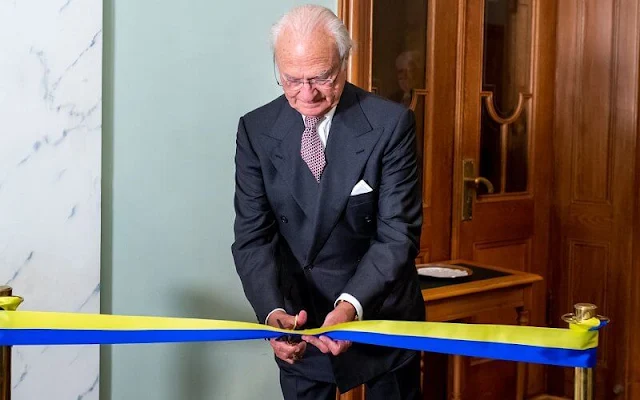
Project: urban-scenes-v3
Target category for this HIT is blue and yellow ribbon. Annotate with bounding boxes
[0,297,605,368]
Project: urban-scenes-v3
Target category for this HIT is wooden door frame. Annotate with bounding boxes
[631,96,640,398]
[338,0,373,90]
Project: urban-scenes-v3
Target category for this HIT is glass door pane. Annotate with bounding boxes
[371,0,428,179]
[479,0,532,194]
[371,0,428,106]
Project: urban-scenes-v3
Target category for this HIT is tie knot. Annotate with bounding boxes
[304,116,321,130]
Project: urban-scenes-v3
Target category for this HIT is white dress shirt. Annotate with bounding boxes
[265,105,364,325]
[312,105,336,148]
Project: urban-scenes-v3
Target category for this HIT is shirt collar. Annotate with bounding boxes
[301,105,337,124]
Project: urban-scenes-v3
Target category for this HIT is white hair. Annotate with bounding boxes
[270,4,353,67]
[395,50,421,68]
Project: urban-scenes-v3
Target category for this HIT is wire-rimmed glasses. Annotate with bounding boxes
[273,57,341,91]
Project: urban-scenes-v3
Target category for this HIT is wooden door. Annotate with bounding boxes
[450,0,555,399]
[340,0,555,399]
[549,0,640,399]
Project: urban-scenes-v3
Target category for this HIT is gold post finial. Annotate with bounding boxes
[573,303,597,321]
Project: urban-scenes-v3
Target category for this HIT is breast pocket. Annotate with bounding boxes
[345,191,377,236]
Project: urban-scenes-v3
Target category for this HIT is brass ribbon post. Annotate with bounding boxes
[563,303,609,400]
[0,286,21,400]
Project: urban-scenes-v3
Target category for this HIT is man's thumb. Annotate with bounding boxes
[295,310,308,328]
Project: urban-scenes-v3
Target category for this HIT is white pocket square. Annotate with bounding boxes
[350,180,373,196]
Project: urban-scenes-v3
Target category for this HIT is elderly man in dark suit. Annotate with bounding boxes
[231,4,425,400]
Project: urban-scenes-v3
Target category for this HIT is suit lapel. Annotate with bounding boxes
[306,84,383,264]
[268,102,319,218]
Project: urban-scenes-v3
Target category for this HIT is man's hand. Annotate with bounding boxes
[267,310,307,364]
[302,301,355,356]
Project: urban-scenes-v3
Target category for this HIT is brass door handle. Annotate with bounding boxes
[461,159,495,221]
[464,177,495,193]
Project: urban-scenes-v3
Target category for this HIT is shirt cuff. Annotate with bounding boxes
[265,308,286,325]
[335,293,363,321]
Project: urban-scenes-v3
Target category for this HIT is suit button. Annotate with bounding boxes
[304,264,313,271]
[364,216,372,223]
[280,216,288,223]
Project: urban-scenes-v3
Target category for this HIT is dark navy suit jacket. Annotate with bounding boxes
[231,82,425,392]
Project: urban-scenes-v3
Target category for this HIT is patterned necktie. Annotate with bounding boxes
[301,115,326,182]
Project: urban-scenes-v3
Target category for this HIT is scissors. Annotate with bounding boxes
[275,316,302,344]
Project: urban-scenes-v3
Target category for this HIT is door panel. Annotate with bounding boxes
[550,0,639,398]
[473,239,531,272]
[452,0,554,397]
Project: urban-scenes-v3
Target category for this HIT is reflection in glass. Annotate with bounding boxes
[371,0,428,105]
[393,51,423,106]
[482,0,531,116]
[371,0,428,186]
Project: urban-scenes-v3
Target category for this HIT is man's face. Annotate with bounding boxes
[396,62,412,93]
[396,56,419,93]
[275,29,347,117]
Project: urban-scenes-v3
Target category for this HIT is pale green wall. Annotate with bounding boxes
[101,1,335,399]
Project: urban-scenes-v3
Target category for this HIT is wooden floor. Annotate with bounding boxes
[528,395,570,400]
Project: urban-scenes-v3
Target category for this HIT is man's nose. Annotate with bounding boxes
[298,82,317,101]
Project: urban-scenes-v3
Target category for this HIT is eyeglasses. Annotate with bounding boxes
[278,75,337,91]
[273,56,342,91]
